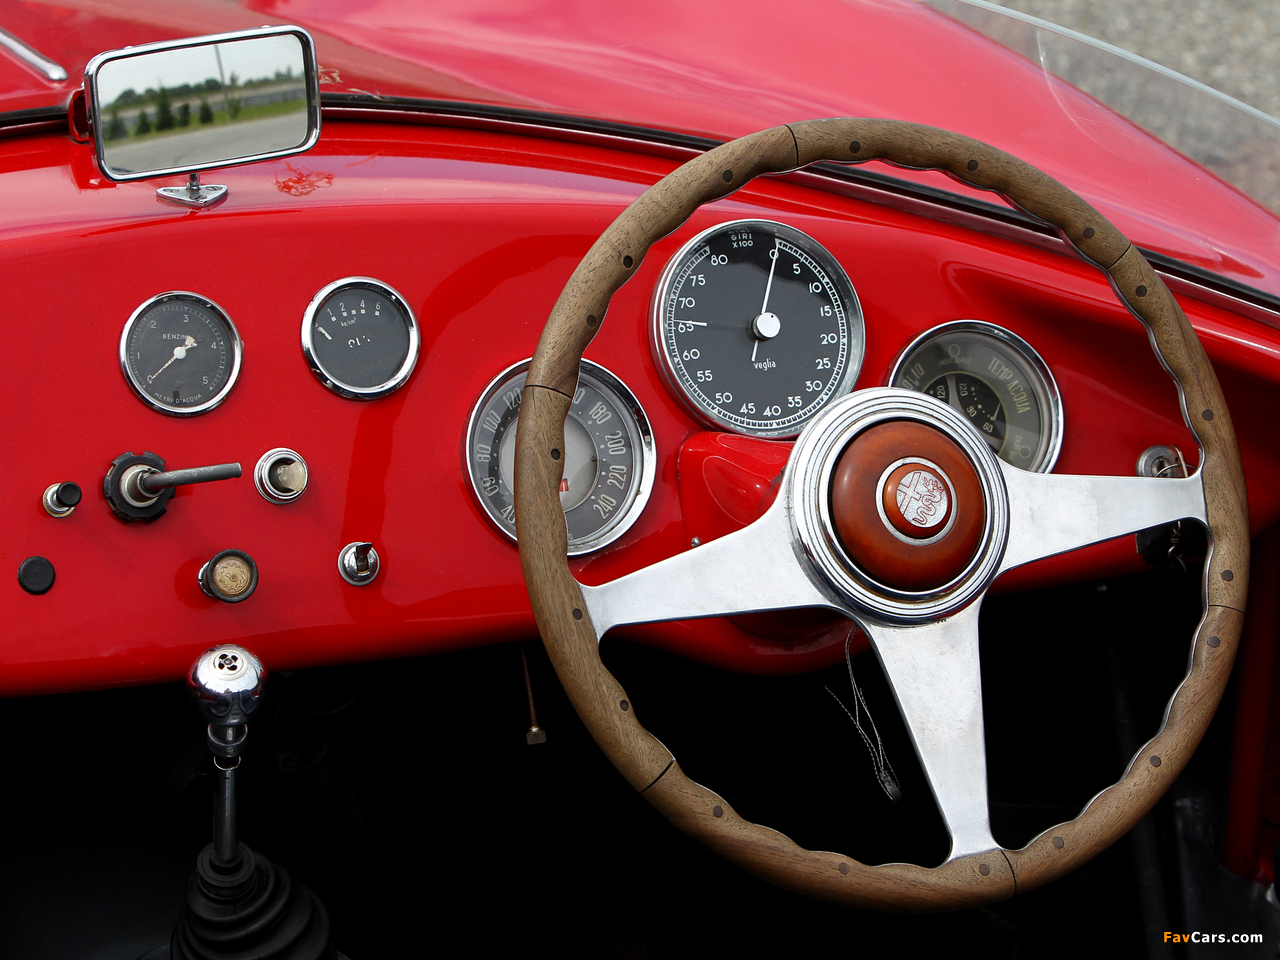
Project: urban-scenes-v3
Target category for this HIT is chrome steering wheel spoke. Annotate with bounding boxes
[860,600,998,861]
[580,493,842,637]
[999,463,1206,574]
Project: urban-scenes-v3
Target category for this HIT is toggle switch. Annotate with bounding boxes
[338,541,380,585]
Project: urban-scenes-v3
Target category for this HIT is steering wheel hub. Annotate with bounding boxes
[790,388,1008,622]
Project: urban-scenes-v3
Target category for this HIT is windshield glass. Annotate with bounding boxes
[927,0,1280,217]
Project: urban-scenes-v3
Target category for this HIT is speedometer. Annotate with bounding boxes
[465,359,655,555]
[651,220,864,437]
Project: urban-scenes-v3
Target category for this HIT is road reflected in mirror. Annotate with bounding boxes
[95,33,308,178]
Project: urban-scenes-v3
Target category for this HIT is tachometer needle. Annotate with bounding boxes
[751,243,782,363]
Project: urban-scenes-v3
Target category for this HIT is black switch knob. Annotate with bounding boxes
[42,482,82,517]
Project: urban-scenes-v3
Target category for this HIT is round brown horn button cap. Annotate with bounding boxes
[830,421,986,591]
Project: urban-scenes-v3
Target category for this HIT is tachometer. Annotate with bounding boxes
[651,219,864,437]
[889,320,1063,472]
[119,292,242,416]
[465,359,655,555]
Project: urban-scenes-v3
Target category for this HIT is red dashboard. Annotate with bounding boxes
[5,115,1280,696]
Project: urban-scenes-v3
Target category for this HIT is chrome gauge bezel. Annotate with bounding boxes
[301,277,419,400]
[888,320,1064,473]
[465,359,656,556]
[119,291,243,416]
[650,219,865,438]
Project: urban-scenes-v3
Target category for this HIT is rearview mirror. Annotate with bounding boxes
[85,26,320,191]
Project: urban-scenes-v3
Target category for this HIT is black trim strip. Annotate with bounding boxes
[0,105,65,138]
[322,92,1052,233]
[1139,247,1280,316]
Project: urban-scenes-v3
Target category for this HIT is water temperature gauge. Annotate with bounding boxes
[889,321,1063,472]
[465,359,655,555]
[302,277,418,399]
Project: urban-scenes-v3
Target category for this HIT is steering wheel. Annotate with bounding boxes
[513,119,1248,909]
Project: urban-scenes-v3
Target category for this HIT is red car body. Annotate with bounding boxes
[2,1,1278,955]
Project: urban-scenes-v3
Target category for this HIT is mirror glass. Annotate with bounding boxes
[92,32,313,180]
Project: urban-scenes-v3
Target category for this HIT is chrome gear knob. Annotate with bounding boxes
[187,644,265,735]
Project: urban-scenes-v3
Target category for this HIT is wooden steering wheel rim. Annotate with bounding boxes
[513,119,1248,910]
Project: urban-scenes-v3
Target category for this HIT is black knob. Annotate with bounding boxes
[17,556,55,595]
[42,482,81,517]
[198,549,258,603]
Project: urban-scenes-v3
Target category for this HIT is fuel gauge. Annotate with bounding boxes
[120,292,242,416]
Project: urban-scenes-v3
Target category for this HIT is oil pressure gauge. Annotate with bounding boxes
[120,292,242,416]
[302,277,418,399]
[889,320,1063,472]
[466,359,655,555]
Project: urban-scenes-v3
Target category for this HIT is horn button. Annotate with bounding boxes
[830,421,986,591]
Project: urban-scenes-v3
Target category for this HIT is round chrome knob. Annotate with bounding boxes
[187,644,265,727]
[254,448,309,503]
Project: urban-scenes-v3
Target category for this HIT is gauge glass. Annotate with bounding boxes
[119,292,242,416]
[466,360,655,555]
[889,321,1063,472]
[302,277,418,399]
[651,219,864,437]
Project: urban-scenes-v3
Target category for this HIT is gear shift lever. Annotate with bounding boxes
[189,645,263,866]
[171,645,336,960]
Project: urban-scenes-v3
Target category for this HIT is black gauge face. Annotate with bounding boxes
[466,360,655,555]
[652,219,864,437]
[891,321,1063,472]
[120,292,241,415]
[302,278,418,398]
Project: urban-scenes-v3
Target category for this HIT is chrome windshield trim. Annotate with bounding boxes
[0,26,67,82]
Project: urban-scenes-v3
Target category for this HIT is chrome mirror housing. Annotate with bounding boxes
[84,26,320,204]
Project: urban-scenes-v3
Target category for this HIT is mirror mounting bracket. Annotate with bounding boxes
[158,172,228,208]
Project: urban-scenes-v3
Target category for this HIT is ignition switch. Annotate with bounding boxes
[337,541,380,585]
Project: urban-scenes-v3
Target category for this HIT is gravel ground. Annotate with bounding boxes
[984,0,1280,119]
